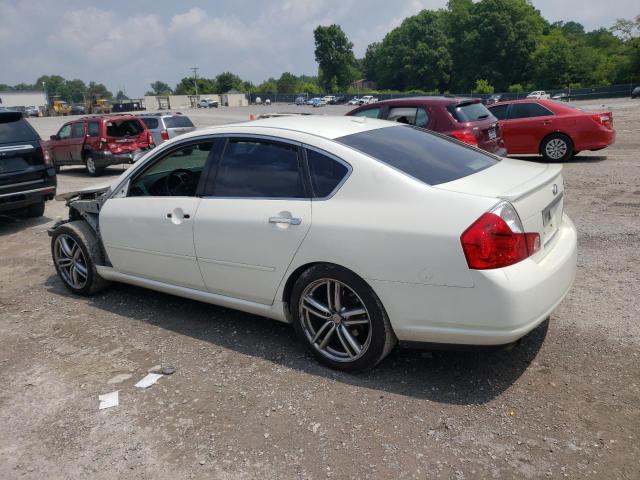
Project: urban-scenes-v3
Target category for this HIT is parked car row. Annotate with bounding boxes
[346,96,615,162]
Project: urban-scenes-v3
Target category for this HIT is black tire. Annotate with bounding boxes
[572,150,581,157]
[84,154,105,177]
[51,220,110,296]
[541,133,573,162]
[26,201,45,217]
[290,264,396,371]
[54,164,61,174]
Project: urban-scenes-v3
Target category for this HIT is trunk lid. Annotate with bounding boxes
[436,158,565,250]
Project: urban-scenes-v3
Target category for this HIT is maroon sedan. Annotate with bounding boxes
[346,97,507,156]
[487,99,615,161]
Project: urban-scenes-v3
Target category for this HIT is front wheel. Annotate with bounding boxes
[51,221,110,295]
[290,264,396,371]
[541,134,573,162]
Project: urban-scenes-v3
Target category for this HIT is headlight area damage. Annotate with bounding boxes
[48,185,112,263]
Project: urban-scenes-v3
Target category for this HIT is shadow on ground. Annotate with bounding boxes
[55,165,129,178]
[45,275,548,405]
[0,214,52,236]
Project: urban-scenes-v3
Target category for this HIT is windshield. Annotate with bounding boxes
[336,125,498,185]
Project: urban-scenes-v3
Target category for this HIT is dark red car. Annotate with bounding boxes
[346,97,507,156]
[487,99,615,161]
[47,115,153,176]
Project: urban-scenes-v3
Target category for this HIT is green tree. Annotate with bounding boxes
[276,72,299,93]
[473,79,494,94]
[66,79,88,103]
[215,72,243,92]
[366,10,452,91]
[314,24,358,91]
[87,81,113,100]
[507,83,524,92]
[115,90,128,101]
[255,78,277,93]
[148,81,173,95]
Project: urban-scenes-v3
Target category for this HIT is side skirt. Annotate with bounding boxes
[96,266,289,323]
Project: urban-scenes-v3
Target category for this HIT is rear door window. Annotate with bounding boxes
[352,108,380,119]
[508,103,554,119]
[87,122,100,137]
[488,104,509,120]
[71,123,85,138]
[387,107,430,127]
[336,125,499,186]
[306,149,349,198]
[106,119,144,137]
[448,102,493,122]
[212,139,305,198]
[164,116,194,128]
[0,113,40,143]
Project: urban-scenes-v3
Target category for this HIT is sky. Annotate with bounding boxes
[0,0,637,96]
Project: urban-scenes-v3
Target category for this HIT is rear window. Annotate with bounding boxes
[0,113,39,143]
[164,116,194,128]
[448,102,493,122]
[336,125,499,186]
[105,119,144,137]
[141,118,159,129]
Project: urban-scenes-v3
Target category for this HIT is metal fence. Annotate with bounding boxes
[248,83,638,104]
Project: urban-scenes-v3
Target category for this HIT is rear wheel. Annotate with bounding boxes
[85,155,104,177]
[51,221,110,295]
[290,264,396,371]
[541,134,573,162]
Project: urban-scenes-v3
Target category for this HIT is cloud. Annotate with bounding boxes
[0,0,637,96]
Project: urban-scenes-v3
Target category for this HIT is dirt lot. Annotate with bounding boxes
[1,100,639,479]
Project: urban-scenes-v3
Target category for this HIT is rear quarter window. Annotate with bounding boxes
[164,116,194,128]
[336,125,499,186]
[142,118,159,129]
[0,113,40,143]
[448,102,494,122]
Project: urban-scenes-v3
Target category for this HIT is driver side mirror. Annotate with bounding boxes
[50,134,59,141]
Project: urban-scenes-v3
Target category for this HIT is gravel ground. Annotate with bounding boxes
[0,99,638,479]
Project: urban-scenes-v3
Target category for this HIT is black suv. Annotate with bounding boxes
[0,111,56,217]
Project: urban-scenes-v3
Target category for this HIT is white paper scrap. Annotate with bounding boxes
[135,373,163,389]
[99,391,119,410]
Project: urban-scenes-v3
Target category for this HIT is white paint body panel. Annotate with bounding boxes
[194,198,311,304]
[94,116,578,346]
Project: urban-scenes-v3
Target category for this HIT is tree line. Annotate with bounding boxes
[2,0,638,99]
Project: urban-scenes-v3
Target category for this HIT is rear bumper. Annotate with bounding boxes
[370,214,577,346]
[0,183,56,213]
[93,149,148,168]
[575,129,615,151]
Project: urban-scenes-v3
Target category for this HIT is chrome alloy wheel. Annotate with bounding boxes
[53,234,88,289]
[545,138,568,160]
[86,157,97,174]
[299,279,372,362]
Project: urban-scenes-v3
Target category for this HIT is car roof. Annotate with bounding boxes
[193,115,396,140]
[359,96,478,106]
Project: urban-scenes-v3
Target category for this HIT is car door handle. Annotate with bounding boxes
[542,120,552,125]
[269,216,301,225]
[167,213,190,219]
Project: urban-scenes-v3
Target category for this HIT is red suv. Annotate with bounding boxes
[47,115,153,176]
[346,97,507,156]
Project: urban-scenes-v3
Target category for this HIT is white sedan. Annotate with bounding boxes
[49,116,577,371]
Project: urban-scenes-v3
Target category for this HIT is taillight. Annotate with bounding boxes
[40,141,52,166]
[450,129,478,147]
[591,112,613,129]
[147,131,153,145]
[161,130,169,141]
[461,202,540,270]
